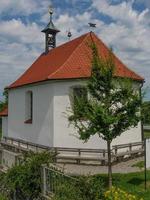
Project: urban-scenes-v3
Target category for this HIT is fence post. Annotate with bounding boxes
[11,138,13,145]
[53,148,57,163]
[41,165,47,197]
[115,146,117,155]
[13,191,17,200]
[36,145,39,152]
[27,143,29,149]
[103,150,106,158]
[77,149,81,164]
[129,143,132,152]
[18,141,20,148]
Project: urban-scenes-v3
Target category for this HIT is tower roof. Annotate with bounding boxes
[41,20,60,33]
[41,6,60,33]
[8,32,144,89]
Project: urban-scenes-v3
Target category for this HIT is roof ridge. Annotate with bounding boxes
[8,32,144,89]
[48,33,90,79]
[90,32,144,80]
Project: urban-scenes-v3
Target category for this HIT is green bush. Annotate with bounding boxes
[0,194,8,200]
[53,175,104,200]
[76,176,104,200]
[0,173,9,199]
[4,151,54,199]
[52,181,83,200]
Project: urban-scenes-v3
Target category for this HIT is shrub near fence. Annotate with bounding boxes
[42,165,145,200]
[42,164,78,197]
[51,177,105,200]
[0,151,54,200]
[42,164,105,200]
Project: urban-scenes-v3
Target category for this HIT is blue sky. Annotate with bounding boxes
[0,0,150,100]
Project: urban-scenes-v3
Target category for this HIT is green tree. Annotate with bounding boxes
[142,101,150,125]
[69,43,142,188]
[0,89,8,111]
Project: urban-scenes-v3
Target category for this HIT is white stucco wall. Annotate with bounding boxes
[8,79,142,150]
[2,117,8,137]
[112,122,142,146]
[53,80,107,149]
[53,80,142,149]
[8,83,54,147]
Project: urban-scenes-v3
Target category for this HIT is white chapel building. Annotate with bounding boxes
[0,10,144,150]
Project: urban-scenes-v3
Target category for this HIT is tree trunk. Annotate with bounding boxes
[107,140,112,189]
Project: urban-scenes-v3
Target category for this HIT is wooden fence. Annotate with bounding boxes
[1,136,144,165]
[1,136,49,152]
[112,141,144,161]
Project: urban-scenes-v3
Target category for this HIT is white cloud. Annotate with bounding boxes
[0,0,51,16]
[0,11,93,98]
[55,11,94,45]
[0,18,45,97]
[0,0,150,100]
[92,0,149,25]
[0,19,43,44]
[91,0,150,98]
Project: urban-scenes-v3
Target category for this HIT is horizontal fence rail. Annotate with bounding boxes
[143,125,150,131]
[112,141,144,161]
[1,136,108,165]
[1,136,50,152]
[1,136,144,165]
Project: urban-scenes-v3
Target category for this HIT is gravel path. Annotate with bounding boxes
[57,157,144,175]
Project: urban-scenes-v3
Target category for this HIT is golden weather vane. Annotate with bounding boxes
[48,5,53,21]
[48,5,53,15]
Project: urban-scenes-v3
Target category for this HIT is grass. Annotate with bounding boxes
[96,171,150,200]
[132,161,144,169]
[144,131,150,139]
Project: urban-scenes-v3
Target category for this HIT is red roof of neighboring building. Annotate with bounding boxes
[9,32,144,89]
[0,107,8,117]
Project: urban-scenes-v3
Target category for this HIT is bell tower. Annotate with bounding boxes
[42,6,60,53]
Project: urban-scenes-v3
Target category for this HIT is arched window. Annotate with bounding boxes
[25,91,33,123]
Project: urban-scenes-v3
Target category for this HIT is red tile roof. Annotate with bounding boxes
[0,107,8,117]
[9,32,144,89]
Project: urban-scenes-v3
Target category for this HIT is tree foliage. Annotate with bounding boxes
[69,43,142,187]
[0,89,8,112]
[142,101,150,125]
[69,44,141,142]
